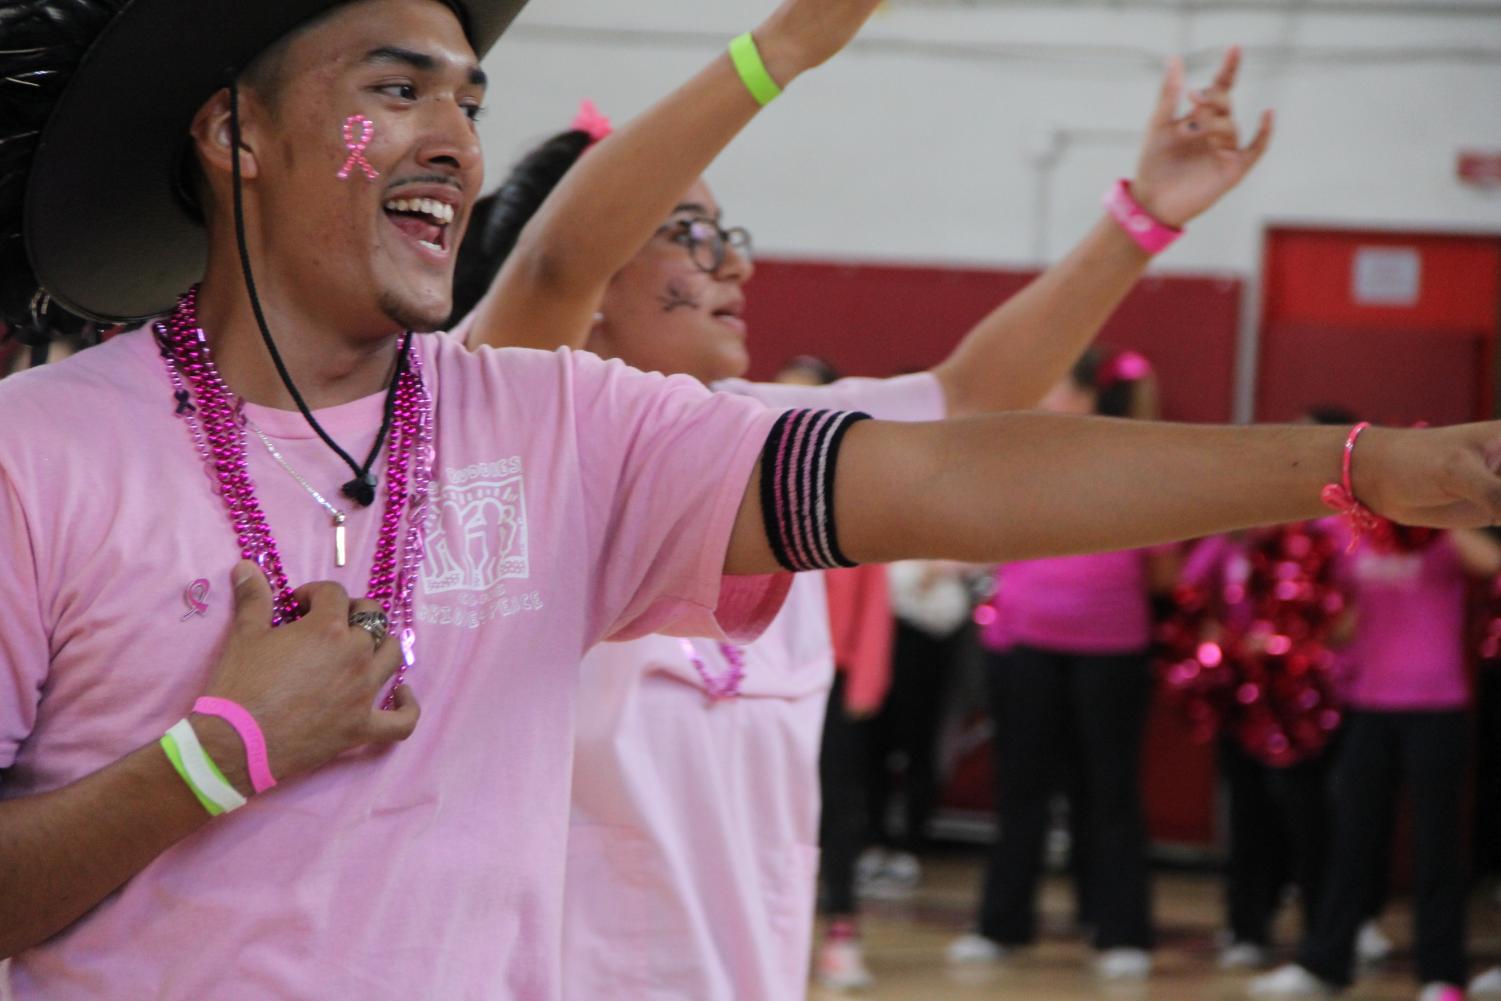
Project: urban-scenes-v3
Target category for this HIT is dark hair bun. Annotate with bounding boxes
[447,128,591,327]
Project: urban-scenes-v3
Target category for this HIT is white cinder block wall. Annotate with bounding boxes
[476,0,1501,277]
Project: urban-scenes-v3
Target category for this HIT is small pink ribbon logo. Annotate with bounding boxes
[337,114,379,181]
[180,578,211,620]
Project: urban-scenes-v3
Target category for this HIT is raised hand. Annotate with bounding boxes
[192,562,420,793]
[754,0,886,84]
[1131,47,1273,229]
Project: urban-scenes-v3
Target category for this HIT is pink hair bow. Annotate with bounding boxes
[570,99,613,147]
[1098,349,1153,389]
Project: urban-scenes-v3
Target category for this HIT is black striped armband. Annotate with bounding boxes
[757,409,872,572]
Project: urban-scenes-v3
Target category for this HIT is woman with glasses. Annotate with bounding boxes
[454,45,1270,999]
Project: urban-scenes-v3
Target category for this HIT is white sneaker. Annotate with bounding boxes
[881,851,922,888]
[1416,983,1465,1001]
[1096,948,1152,980]
[946,932,1009,965]
[1220,941,1271,970]
[860,850,922,901]
[1471,966,1501,997]
[854,847,887,890]
[1356,920,1394,965]
[815,938,873,991]
[1248,964,1336,998]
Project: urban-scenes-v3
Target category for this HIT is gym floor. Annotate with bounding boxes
[808,851,1501,1001]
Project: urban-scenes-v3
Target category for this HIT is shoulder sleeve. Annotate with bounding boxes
[713,371,947,423]
[0,457,51,771]
[569,352,791,644]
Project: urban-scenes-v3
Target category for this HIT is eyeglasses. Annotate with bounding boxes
[659,217,754,274]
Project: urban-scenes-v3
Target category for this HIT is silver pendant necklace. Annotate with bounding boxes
[247,422,349,567]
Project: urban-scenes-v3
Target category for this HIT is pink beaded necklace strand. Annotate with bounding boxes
[677,639,747,700]
[155,287,433,703]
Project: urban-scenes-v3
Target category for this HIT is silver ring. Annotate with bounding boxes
[348,610,389,649]
[28,287,51,328]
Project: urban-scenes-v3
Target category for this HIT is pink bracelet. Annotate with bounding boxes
[1102,179,1183,255]
[1319,422,1393,552]
[192,697,277,794]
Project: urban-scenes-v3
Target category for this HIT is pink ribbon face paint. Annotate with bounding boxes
[337,114,380,181]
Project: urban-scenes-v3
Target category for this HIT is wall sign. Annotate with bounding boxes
[1351,246,1421,307]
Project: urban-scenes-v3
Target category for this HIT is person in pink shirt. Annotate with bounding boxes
[460,34,1285,997]
[1180,518,1369,971]
[3,1,1500,999]
[818,559,895,987]
[952,347,1179,980]
[779,356,899,987]
[1253,525,1501,1001]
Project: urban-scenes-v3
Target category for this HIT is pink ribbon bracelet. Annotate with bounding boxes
[192,697,277,794]
[1320,421,1393,552]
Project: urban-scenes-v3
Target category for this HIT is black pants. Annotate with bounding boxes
[1221,737,1335,945]
[1474,669,1501,877]
[1298,710,1468,987]
[820,672,864,916]
[976,646,1155,950]
[863,621,962,853]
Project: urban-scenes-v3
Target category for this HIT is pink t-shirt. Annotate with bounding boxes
[0,327,789,1000]
[1345,537,1470,711]
[980,550,1156,655]
[562,373,944,1001]
[826,563,895,715]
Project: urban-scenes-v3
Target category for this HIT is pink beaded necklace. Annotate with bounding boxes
[155,286,433,699]
[677,638,746,700]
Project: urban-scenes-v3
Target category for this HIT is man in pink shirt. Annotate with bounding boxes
[1,1,1499,999]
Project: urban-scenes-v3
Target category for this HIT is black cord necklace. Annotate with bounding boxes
[228,81,404,507]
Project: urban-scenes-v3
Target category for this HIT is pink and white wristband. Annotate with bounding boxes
[193,696,278,794]
[1102,179,1183,255]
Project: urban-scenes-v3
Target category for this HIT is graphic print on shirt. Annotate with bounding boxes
[1356,551,1422,585]
[419,457,544,629]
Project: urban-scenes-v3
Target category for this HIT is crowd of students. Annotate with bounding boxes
[792,353,1501,1000]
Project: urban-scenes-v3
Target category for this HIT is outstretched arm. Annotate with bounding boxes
[724,420,1501,575]
[465,0,883,351]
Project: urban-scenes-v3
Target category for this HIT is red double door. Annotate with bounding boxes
[1258,228,1500,426]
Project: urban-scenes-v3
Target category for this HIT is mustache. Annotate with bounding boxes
[385,173,465,192]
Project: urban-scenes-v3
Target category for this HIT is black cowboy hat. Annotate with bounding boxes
[13,0,528,326]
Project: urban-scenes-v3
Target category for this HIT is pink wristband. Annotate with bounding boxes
[192,697,277,794]
[1103,179,1183,255]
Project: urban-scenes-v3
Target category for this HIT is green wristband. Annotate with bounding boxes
[159,719,248,817]
[161,731,224,817]
[729,32,782,107]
